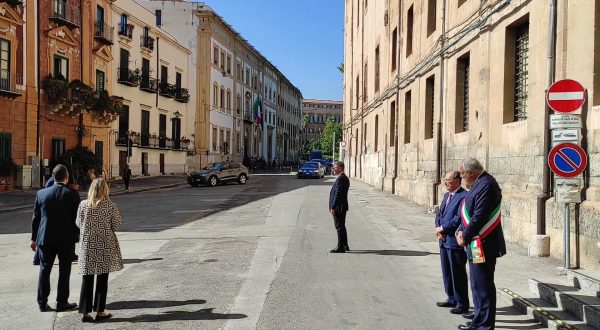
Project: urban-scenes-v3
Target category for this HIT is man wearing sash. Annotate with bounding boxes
[456,158,506,330]
[434,171,469,315]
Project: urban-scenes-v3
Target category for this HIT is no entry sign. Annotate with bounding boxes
[548,142,588,178]
[546,79,586,113]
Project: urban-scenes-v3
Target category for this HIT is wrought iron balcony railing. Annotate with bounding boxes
[94,22,114,45]
[50,0,80,29]
[118,24,134,39]
[114,131,189,150]
[159,81,175,98]
[117,67,140,87]
[140,76,158,93]
[175,88,189,103]
[140,35,154,51]
[0,70,22,97]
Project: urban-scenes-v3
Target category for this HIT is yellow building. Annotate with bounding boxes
[344,0,600,269]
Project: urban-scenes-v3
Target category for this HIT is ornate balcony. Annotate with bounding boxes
[114,131,188,151]
[159,81,175,98]
[117,68,140,87]
[140,35,154,51]
[50,0,80,29]
[118,23,134,39]
[94,22,114,45]
[139,76,158,93]
[0,70,22,97]
[175,88,189,103]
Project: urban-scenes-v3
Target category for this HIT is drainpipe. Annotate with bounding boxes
[392,0,402,194]
[537,0,557,235]
[36,0,41,156]
[433,0,447,207]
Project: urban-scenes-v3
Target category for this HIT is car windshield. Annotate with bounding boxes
[304,163,319,168]
[203,163,223,170]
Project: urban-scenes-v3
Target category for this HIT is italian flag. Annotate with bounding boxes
[253,97,263,126]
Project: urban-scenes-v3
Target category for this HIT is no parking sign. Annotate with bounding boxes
[548,142,587,178]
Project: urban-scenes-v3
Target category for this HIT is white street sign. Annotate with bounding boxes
[555,178,582,204]
[550,114,582,129]
[551,129,579,142]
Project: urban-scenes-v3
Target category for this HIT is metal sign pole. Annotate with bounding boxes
[564,203,570,269]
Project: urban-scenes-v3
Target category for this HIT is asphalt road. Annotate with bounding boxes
[0,174,540,329]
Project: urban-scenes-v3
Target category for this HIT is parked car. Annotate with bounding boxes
[297,161,325,179]
[188,161,249,187]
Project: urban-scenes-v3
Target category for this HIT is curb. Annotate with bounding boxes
[0,183,187,214]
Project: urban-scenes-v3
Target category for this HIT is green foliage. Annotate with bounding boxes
[318,117,343,156]
[42,76,69,104]
[56,146,102,185]
[0,158,16,177]
[337,63,344,74]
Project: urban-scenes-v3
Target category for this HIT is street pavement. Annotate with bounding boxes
[0,173,565,329]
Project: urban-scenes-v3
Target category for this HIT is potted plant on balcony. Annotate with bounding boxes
[180,136,191,149]
[43,75,69,110]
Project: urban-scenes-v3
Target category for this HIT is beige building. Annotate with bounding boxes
[302,99,343,142]
[110,0,192,177]
[344,0,600,269]
[138,1,303,168]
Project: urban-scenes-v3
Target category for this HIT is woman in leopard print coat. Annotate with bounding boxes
[76,178,123,322]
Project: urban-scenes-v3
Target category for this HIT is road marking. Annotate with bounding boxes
[172,209,215,214]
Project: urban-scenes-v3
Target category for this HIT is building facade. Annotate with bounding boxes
[302,99,343,142]
[110,0,191,177]
[344,0,600,269]
[138,1,302,169]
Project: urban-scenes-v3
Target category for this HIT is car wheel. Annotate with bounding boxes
[207,175,218,187]
[238,173,248,184]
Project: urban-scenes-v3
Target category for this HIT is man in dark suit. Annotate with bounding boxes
[456,158,506,330]
[31,164,81,312]
[435,171,469,315]
[328,161,350,253]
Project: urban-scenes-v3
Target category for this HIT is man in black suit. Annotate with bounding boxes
[328,161,350,253]
[435,171,469,315]
[456,158,506,330]
[31,164,80,312]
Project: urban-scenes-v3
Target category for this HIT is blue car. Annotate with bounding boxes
[298,162,325,179]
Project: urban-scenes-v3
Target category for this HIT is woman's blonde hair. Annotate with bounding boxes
[88,178,109,208]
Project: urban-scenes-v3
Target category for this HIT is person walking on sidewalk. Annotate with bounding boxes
[328,161,350,253]
[31,164,81,312]
[435,171,469,316]
[122,164,132,191]
[76,178,123,323]
[456,158,506,330]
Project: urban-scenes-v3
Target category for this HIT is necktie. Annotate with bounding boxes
[445,193,453,210]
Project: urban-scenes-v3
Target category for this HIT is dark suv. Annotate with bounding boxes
[188,161,249,187]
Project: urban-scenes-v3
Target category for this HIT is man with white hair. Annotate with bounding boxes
[456,158,506,330]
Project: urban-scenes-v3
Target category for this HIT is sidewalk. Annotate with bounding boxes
[0,174,188,214]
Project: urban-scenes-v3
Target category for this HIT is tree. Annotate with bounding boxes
[56,146,102,186]
[319,117,343,157]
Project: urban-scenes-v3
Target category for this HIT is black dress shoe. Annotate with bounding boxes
[95,313,112,321]
[56,302,77,312]
[463,311,474,319]
[329,248,345,253]
[450,307,469,314]
[81,315,94,323]
[458,323,475,330]
[436,300,455,307]
[39,304,53,312]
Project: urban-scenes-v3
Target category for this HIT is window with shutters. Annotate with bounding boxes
[0,132,11,161]
[425,75,435,140]
[52,138,65,162]
[95,141,103,164]
[96,70,105,92]
[406,5,414,57]
[391,28,397,72]
[456,54,470,133]
[504,18,529,123]
[404,90,412,144]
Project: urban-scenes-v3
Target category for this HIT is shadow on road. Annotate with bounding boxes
[107,299,206,310]
[122,257,163,264]
[346,250,439,256]
[106,308,247,322]
[494,306,545,329]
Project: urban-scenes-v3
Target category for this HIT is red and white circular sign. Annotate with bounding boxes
[546,79,586,113]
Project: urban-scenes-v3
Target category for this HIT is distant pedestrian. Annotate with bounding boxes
[435,171,469,316]
[31,164,81,312]
[122,164,131,191]
[328,161,350,253]
[456,158,506,330]
[76,178,123,323]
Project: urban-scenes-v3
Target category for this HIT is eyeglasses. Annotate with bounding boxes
[443,178,457,182]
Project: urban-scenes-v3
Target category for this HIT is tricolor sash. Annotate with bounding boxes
[460,200,501,264]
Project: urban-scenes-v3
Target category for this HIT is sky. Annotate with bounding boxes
[206,0,345,101]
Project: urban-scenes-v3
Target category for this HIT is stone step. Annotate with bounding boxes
[568,270,600,298]
[530,278,600,329]
[498,287,594,330]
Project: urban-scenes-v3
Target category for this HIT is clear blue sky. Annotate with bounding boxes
[206,0,345,101]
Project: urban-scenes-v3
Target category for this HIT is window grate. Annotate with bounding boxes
[514,24,529,121]
[463,59,470,131]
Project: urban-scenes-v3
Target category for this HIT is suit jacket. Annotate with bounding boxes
[31,182,81,246]
[329,172,350,212]
[435,187,467,249]
[458,171,506,260]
